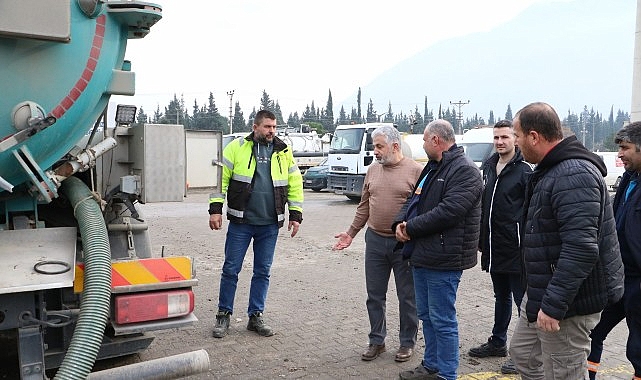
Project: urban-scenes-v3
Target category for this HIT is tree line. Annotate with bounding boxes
[134,88,630,151]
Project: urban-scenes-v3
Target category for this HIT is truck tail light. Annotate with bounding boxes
[114,290,194,324]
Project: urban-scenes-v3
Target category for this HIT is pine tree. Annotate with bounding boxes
[321,90,334,131]
[357,87,362,122]
[412,106,424,133]
[287,112,301,130]
[338,106,348,126]
[274,102,285,125]
[208,92,219,115]
[232,101,247,133]
[260,90,273,111]
[136,107,149,126]
[162,94,182,125]
[383,102,394,123]
[350,107,359,124]
[153,105,162,123]
[247,108,257,129]
[488,110,495,125]
[424,96,433,123]
[366,99,376,123]
[505,104,513,121]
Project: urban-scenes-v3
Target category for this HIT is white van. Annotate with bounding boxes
[594,151,625,191]
[460,127,495,167]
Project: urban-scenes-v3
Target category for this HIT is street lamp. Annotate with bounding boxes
[227,90,234,134]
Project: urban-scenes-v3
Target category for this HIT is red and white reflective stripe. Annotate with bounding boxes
[587,360,600,373]
[114,290,194,324]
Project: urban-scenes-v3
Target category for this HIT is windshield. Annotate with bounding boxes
[461,142,494,163]
[329,129,365,153]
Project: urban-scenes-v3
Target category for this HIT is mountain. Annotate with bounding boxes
[342,0,636,121]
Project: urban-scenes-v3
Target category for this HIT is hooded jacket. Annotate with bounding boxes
[479,148,532,273]
[521,135,624,323]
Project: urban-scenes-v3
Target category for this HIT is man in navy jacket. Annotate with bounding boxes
[587,121,641,380]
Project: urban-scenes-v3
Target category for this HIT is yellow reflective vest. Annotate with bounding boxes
[209,133,303,227]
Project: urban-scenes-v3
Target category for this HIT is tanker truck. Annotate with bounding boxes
[0,2,208,379]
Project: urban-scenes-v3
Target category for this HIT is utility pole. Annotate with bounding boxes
[581,106,589,148]
[450,100,469,135]
[227,90,235,134]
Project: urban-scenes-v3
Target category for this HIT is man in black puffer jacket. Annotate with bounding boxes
[393,119,482,380]
[508,102,624,380]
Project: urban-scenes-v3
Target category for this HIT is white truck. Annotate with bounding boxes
[594,151,626,191]
[224,128,329,173]
[326,123,426,201]
[276,128,330,173]
[459,126,495,167]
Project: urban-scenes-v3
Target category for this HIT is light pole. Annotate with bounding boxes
[227,90,234,134]
[450,100,470,135]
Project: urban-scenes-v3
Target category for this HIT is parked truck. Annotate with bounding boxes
[326,123,425,201]
[276,126,329,173]
[594,151,626,191]
[0,2,208,379]
[459,126,495,167]
[224,127,330,173]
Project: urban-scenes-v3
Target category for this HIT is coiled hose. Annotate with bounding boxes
[55,176,112,380]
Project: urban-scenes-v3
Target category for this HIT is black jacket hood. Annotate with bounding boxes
[537,135,607,177]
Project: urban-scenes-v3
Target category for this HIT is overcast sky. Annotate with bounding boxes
[113,0,573,120]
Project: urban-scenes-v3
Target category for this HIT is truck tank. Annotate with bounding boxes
[0,1,157,192]
[0,2,208,379]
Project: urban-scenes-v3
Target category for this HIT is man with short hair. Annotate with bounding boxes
[208,109,304,338]
[508,102,624,379]
[468,120,531,375]
[587,122,641,380]
[394,119,482,380]
[333,125,422,363]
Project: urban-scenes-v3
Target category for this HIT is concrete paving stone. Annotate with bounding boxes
[107,190,635,380]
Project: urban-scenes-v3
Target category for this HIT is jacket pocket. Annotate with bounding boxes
[227,181,251,210]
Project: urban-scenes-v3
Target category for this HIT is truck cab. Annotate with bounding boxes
[326,123,391,201]
[460,127,495,167]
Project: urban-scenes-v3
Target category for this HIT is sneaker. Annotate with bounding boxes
[212,310,231,338]
[247,312,274,337]
[500,357,518,374]
[468,338,507,358]
[398,362,441,380]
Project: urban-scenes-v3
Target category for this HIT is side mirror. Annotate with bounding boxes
[365,132,374,151]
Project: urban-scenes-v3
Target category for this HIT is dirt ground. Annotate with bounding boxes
[90,188,632,380]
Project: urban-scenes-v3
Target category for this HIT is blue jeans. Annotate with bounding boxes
[490,272,524,347]
[413,267,462,380]
[218,222,279,316]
